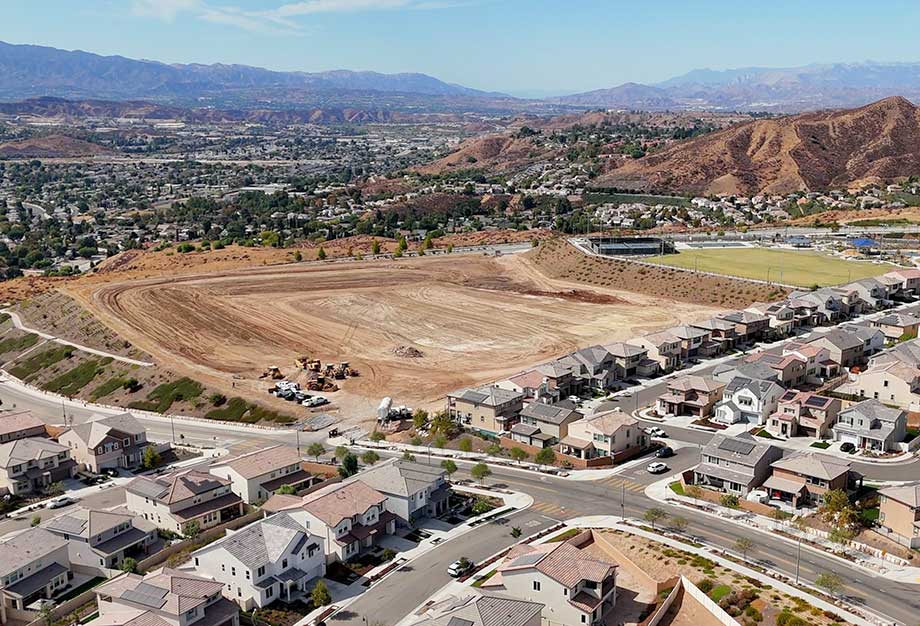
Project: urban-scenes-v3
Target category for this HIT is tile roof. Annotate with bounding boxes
[498,541,616,588]
[519,402,579,425]
[410,594,543,626]
[0,437,68,469]
[198,512,317,569]
[0,527,68,578]
[96,568,224,616]
[603,342,647,358]
[576,409,637,436]
[449,386,523,407]
[880,482,920,508]
[771,452,850,481]
[301,480,387,527]
[838,399,905,425]
[0,410,45,437]
[126,469,231,504]
[209,444,304,479]
[68,413,145,448]
[354,458,446,498]
[43,507,139,540]
[668,375,725,393]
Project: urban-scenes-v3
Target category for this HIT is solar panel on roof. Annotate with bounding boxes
[780,391,797,401]
[509,552,545,567]
[718,439,756,455]
[804,396,828,408]
[122,583,168,609]
[447,619,474,626]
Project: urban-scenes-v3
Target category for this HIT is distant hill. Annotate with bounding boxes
[0,134,115,158]
[593,97,920,195]
[0,41,522,112]
[556,62,920,112]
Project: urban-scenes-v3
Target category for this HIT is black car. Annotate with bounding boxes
[655,446,674,458]
[840,442,856,453]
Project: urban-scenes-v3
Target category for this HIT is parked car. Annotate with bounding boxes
[304,396,328,407]
[46,496,75,509]
[655,446,674,458]
[102,468,119,478]
[646,462,668,474]
[645,427,666,438]
[447,557,474,577]
[840,442,856,453]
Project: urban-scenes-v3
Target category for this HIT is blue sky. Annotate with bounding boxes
[4,0,920,96]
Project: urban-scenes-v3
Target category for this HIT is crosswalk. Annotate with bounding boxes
[531,477,645,520]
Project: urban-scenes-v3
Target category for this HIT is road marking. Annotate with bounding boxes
[531,501,581,520]
[597,477,646,492]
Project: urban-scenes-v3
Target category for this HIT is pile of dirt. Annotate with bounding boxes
[594,96,920,195]
[526,238,788,307]
[0,134,115,158]
[392,345,424,358]
[434,228,552,248]
[0,275,66,304]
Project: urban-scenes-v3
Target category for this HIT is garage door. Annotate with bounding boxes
[838,433,858,445]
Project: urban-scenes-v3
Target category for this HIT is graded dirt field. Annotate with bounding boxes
[644,247,894,287]
[66,252,720,422]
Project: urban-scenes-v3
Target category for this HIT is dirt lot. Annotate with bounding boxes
[65,251,718,423]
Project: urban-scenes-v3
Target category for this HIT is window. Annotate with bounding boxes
[282,558,288,569]
[257,566,265,577]
[231,567,236,576]
[581,616,587,623]
[195,558,199,566]
[532,581,541,591]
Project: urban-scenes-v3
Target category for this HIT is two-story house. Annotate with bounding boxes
[0,528,71,620]
[354,458,450,526]
[560,409,646,466]
[690,318,739,352]
[808,326,884,370]
[712,377,784,426]
[0,410,47,444]
[766,390,840,439]
[58,413,149,473]
[209,445,316,504]
[42,507,157,571]
[558,346,616,392]
[873,313,920,341]
[691,433,783,496]
[878,483,920,548]
[510,401,582,449]
[742,351,807,387]
[656,376,725,419]
[716,310,770,344]
[410,594,543,626]
[832,399,907,452]
[882,268,920,297]
[603,342,649,380]
[125,470,244,535]
[629,331,681,373]
[668,325,718,361]
[94,568,239,626]
[0,438,76,496]
[764,452,854,508]
[483,540,618,626]
[192,512,324,610]
[446,386,524,436]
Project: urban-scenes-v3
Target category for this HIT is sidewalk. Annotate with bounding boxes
[644,475,920,584]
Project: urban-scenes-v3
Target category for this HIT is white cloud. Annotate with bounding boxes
[131,0,201,21]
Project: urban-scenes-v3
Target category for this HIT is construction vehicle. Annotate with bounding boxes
[377,397,412,424]
[259,366,284,380]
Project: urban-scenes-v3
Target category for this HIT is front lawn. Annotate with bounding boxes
[810,441,831,449]
[472,569,497,588]
[56,576,105,602]
[546,528,581,543]
[709,584,732,602]
[669,482,686,496]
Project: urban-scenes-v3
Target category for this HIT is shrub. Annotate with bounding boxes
[720,494,740,508]
[45,358,112,395]
[697,579,715,593]
[129,377,203,413]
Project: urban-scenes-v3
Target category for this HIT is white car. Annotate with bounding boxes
[304,396,328,407]
[645,427,666,438]
[447,558,473,577]
[646,462,669,474]
[45,496,75,509]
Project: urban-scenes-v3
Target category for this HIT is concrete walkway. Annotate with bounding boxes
[2,308,154,367]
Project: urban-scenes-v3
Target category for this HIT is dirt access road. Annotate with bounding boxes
[66,252,719,422]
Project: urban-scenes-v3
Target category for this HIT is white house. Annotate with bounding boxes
[191,512,325,611]
[209,445,316,504]
[125,470,244,535]
[712,377,785,426]
[350,459,450,526]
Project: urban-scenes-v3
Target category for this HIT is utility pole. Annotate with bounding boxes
[295,428,301,456]
[170,414,176,445]
[794,534,802,585]
[621,482,626,519]
[61,398,67,427]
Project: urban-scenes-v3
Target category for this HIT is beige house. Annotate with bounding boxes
[58,413,149,473]
[851,339,920,411]
[0,410,47,444]
[125,469,244,535]
[629,331,681,372]
[509,402,582,449]
[878,483,920,548]
[209,445,316,504]
[765,390,840,439]
[873,313,920,341]
[656,376,725,418]
[446,386,524,435]
[560,409,646,465]
[0,527,71,620]
[0,437,76,496]
[764,452,853,508]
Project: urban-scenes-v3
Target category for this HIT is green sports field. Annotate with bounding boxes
[644,247,894,287]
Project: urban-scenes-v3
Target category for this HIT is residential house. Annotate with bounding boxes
[883,268,920,296]
[0,528,71,619]
[878,483,920,548]
[409,594,543,626]
[764,452,854,508]
[191,512,324,610]
[93,568,239,626]
[851,339,920,410]
[533,362,577,397]
[766,391,840,439]
[558,346,616,391]
[872,313,920,341]
[742,352,806,387]
[560,409,646,465]
[495,370,559,404]
[807,326,884,369]
[716,310,770,344]
[510,402,582,449]
[446,386,524,436]
[656,376,725,418]
[42,507,157,571]
[603,342,650,379]
[712,361,779,385]
[691,433,783,496]
[629,331,681,373]
[58,413,149,473]
[832,399,907,452]
[0,410,46,444]
[689,318,738,352]
[668,325,718,361]
[748,301,796,339]
[788,288,849,324]
[352,458,450,526]
[781,341,837,383]
[0,438,76,496]
[209,445,316,505]
[712,377,784,426]
[481,539,618,626]
[847,278,892,310]
[125,470,244,535]
[272,480,395,564]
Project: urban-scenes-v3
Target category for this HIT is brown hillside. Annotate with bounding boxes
[416,135,559,174]
[595,97,920,195]
[0,134,115,158]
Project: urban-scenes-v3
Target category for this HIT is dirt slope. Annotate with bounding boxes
[0,134,115,158]
[595,96,920,195]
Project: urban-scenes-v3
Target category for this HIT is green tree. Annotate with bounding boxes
[472,499,493,515]
[275,484,297,495]
[338,453,359,478]
[534,447,556,468]
[643,508,667,529]
[734,537,755,561]
[458,437,473,453]
[317,247,326,260]
[440,459,458,479]
[120,557,138,574]
[434,435,448,449]
[397,236,408,252]
[382,548,397,561]
[821,489,859,529]
[510,447,529,464]
[402,450,416,462]
[142,446,162,470]
[670,516,688,533]
[510,526,522,538]
[815,572,843,597]
[412,408,428,431]
[307,442,325,461]
[184,520,200,539]
[487,443,503,456]
[371,240,381,255]
[311,580,332,607]
[361,450,380,466]
[334,445,349,460]
[471,462,492,485]
[828,527,856,545]
[293,250,303,262]
[369,431,386,442]
[31,514,41,527]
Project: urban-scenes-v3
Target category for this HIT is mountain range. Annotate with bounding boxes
[2,41,920,113]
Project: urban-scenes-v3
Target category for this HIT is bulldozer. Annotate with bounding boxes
[295,356,322,372]
[259,366,284,380]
